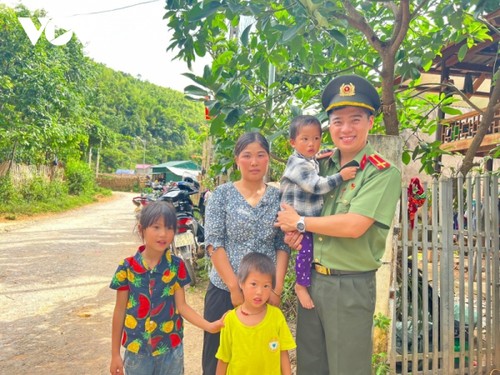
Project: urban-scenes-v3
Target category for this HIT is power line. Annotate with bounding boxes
[69,0,160,17]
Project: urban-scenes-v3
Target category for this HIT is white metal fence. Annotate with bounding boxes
[392,174,499,374]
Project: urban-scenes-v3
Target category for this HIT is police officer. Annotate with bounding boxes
[276,74,401,375]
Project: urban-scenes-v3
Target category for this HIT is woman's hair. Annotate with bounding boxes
[138,201,177,233]
[238,252,276,288]
[289,115,322,140]
[234,132,270,157]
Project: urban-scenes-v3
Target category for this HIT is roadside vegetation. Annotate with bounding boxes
[0,4,206,176]
[0,3,208,219]
[0,161,111,220]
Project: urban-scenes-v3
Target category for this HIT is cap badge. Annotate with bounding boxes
[339,83,355,96]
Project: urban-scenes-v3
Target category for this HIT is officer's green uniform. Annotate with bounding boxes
[314,144,401,271]
[295,75,401,375]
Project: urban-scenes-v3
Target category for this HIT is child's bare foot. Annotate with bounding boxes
[295,284,314,309]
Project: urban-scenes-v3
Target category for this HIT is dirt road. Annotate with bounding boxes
[0,192,205,375]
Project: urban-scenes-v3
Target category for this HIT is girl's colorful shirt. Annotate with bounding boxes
[110,245,191,356]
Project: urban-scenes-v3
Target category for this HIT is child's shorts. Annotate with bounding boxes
[124,343,183,375]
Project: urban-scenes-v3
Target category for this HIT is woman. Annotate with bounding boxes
[202,132,290,375]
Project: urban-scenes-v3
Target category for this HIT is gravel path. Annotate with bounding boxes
[0,192,205,375]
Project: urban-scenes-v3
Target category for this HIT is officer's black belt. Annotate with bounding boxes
[313,263,376,276]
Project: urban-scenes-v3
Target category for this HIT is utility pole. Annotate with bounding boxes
[136,136,146,164]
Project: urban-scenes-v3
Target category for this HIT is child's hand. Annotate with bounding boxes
[284,231,303,251]
[207,312,227,333]
[316,148,334,160]
[340,166,357,181]
[110,355,124,374]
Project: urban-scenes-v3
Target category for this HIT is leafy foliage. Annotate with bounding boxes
[0,176,18,202]
[0,164,108,218]
[0,4,206,175]
[163,0,496,176]
[93,64,206,171]
[0,5,93,166]
[372,313,392,374]
[280,257,298,324]
[64,160,96,195]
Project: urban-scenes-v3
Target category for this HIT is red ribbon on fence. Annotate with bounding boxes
[407,177,426,229]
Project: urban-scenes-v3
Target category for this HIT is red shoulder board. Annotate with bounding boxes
[367,154,390,170]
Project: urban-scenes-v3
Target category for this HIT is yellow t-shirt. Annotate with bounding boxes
[216,304,296,374]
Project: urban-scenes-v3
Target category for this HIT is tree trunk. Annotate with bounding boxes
[459,70,500,176]
[380,54,400,136]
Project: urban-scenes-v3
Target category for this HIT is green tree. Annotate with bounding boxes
[0,4,96,167]
[0,3,206,175]
[93,64,206,170]
[163,0,497,176]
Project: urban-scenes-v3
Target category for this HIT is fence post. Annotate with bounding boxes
[492,175,500,370]
[439,176,455,374]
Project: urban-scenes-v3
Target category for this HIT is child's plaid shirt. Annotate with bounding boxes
[280,151,343,217]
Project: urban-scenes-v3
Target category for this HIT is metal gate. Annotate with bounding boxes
[391,174,499,374]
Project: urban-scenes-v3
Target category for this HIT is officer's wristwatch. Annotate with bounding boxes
[296,216,306,233]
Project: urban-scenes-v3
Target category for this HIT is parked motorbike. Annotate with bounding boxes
[132,177,205,285]
[158,177,205,286]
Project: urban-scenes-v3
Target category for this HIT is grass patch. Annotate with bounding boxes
[0,188,112,220]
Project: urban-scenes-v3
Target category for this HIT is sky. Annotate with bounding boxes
[2,0,210,92]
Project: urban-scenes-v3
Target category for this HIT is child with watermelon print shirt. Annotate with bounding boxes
[110,201,224,375]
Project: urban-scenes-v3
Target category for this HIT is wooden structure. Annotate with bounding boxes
[399,8,500,159]
[440,107,500,156]
[433,9,499,157]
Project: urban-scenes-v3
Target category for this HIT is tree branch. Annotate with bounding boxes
[389,0,410,56]
[341,1,383,53]
[410,0,432,19]
[403,83,485,113]
[459,69,500,175]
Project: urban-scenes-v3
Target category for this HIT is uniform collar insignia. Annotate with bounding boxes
[359,154,368,170]
[367,154,390,170]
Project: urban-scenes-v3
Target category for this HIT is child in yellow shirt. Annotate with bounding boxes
[215,252,296,375]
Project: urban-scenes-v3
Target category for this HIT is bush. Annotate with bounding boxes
[0,175,19,203]
[0,163,110,218]
[47,179,69,198]
[19,176,48,202]
[65,160,96,195]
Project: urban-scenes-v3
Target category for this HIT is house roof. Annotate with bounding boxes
[152,160,199,170]
[165,166,200,177]
[135,164,152,169]
[399,8,500,109]
[151,160,201,179]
